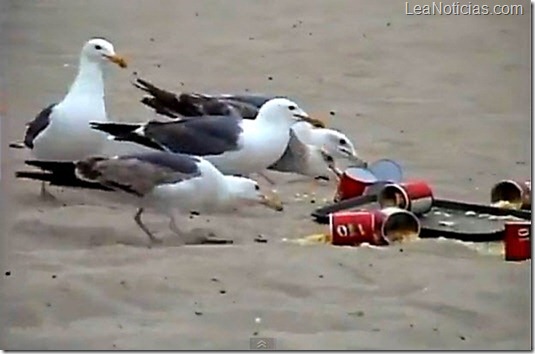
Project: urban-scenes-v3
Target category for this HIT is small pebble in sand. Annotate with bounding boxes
[5,271,11,277]
[329,110,336,116]
[294,193,301,198]
[439,221,455,227]
[255,317,262,324]
[318,274,324,279]
[51,274,57,279]
[211,277,219,282]
[267,76,273,81]
[194,311,203,316]
[465,211,477,216]
[254,235,268,243]
[459,335,466,341]
[63,63,69,67]
[219,290,226,295]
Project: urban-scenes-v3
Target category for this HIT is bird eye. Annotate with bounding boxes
[288,105,296,111]
[255,184,260,191]
[339,138,347,145]
[94,45,102,50]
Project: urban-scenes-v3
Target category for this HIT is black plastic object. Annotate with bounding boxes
[311,195,531,242]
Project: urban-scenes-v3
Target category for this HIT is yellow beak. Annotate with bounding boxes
[104,54,128,68]
[293,114,326,128]
[259,191,284,212]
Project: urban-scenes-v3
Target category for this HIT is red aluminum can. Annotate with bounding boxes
[491,179,531,210]
[334,159,403,202]
[334,168,378,202]
[329,207,421,246]
[504,221,531,261]
[378,180,434,215]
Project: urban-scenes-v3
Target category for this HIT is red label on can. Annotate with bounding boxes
[504,221,531,261]
[330,211,386,246]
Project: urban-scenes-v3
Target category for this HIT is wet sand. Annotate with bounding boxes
[0,0,531,350]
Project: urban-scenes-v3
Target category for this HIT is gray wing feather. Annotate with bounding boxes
[24,103,57,148]
[268,129,309,174]
[143,116,243,156]
[77,152,202,196]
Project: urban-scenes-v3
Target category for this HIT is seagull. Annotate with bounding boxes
[131,77,364,181]
[15,151,283,244]
[90,98,319,176]
[10,37,127,199]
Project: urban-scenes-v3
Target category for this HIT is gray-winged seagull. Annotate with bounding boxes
[16,151,283,244]
[10,37,127,199]
[131,77,366,179]
[89,98,319,176]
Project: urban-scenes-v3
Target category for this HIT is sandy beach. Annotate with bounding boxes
[0,0,531,350]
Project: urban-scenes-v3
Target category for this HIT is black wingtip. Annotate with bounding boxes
[9,141,26,149]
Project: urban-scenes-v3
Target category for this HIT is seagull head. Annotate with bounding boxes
[82,38,128,68]
[318,129,367,167]
[224,176,284,212]
[257,98,321,128]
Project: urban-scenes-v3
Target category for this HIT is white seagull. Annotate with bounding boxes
[90,98,319,176]
[12,37,127,198]
[16,151,283,244]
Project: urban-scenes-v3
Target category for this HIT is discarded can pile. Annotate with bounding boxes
[311,159,531,262]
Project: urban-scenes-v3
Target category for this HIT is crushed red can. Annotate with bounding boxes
[378,180,434,215]
[491,179,531,210]
[504,220,531,261]
[329,207,421,247]
[334,159,403,202]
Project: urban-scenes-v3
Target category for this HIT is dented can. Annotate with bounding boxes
[378,180,434,215]
[329,207,421,246]
[491,179,531,210]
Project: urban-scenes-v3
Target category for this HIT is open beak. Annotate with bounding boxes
[104,54,128,68]
[259,192,284,212]
[293,113,326,128]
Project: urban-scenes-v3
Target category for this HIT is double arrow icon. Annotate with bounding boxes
[256,340,267,349]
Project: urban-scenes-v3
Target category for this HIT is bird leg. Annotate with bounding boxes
[255,171,277,186]
[134,208,162,244]
[40,181,57,201]
[168,214,185,239]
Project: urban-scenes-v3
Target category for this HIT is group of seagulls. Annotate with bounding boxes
[13,37,366,244]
